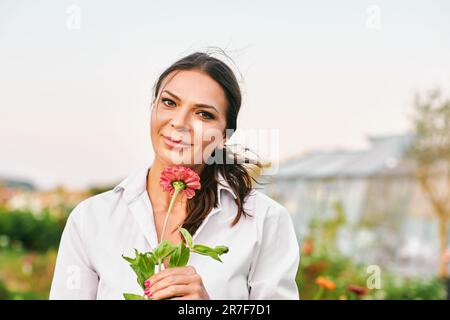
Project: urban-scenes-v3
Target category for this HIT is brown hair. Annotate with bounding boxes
[152,49,265,236]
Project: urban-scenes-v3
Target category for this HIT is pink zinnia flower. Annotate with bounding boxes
[160,166,201,199]
[158,166,201,244]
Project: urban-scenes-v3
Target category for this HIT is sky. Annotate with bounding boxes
[1,0,450,190]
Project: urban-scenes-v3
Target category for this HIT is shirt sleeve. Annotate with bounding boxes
[49,202,99,299]
[248,204,300,300]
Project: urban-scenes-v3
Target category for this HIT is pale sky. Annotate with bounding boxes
[1,0,449,190]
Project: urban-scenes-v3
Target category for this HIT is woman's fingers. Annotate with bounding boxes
[146,266,197,288]
[144,266,208,300]
[146,274,196,297]
[168,296,188,300]
[151,284,190,300]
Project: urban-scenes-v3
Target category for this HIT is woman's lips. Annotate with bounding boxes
[162,135,192,148]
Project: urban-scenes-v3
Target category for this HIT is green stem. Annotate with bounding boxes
[158,184,183,272]
[160,186,182,243]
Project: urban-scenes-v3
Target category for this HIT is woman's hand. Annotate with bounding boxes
[144,266,210,300]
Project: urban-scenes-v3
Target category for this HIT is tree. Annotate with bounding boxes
[406,87,450,278]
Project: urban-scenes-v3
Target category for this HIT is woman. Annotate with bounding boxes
[49,51,300,300]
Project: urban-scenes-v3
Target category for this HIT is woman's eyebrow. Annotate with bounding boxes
[195,103,219,114]
[162,90,219,114]
[162,90,181,101]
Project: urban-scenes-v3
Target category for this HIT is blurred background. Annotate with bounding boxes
[1,0,450,299]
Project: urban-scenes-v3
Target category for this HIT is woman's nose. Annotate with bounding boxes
[169,108,190,130]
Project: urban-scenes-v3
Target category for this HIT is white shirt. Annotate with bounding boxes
[49,163,300,300]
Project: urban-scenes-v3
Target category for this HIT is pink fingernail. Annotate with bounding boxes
[145,280,150,287]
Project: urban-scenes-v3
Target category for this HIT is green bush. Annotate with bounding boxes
[296,200,448,300]
[297,244,447,300]
[380,275,447,300]
[0,279,10,300]
[0,208,65,252]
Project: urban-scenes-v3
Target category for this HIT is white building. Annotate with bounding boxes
[263,134,447,276]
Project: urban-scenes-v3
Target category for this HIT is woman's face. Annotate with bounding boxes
[150,69,228,169]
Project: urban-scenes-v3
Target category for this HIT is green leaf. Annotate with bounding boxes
[136,252,155,289]
[123,293,145,300]
[178,227,193,248]
[192,244,222,262]
[169,242,190,267]
[153,240,177,263]
[122,249,156,290]
[121,254,135,264]
[214,245,229,255]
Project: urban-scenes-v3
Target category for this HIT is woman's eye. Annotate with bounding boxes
[160,99,213,119]
[162,98,176,107]
[197,111,214,120]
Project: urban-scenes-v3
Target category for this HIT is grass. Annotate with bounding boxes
[0,248,57,299]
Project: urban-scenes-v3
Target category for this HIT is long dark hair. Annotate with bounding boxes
[152,50,265,236]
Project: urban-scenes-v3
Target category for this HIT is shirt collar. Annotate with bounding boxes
[113,164,237,206]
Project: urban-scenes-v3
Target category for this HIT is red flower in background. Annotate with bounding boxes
[347,284,368,297]
[302,239,314,256]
